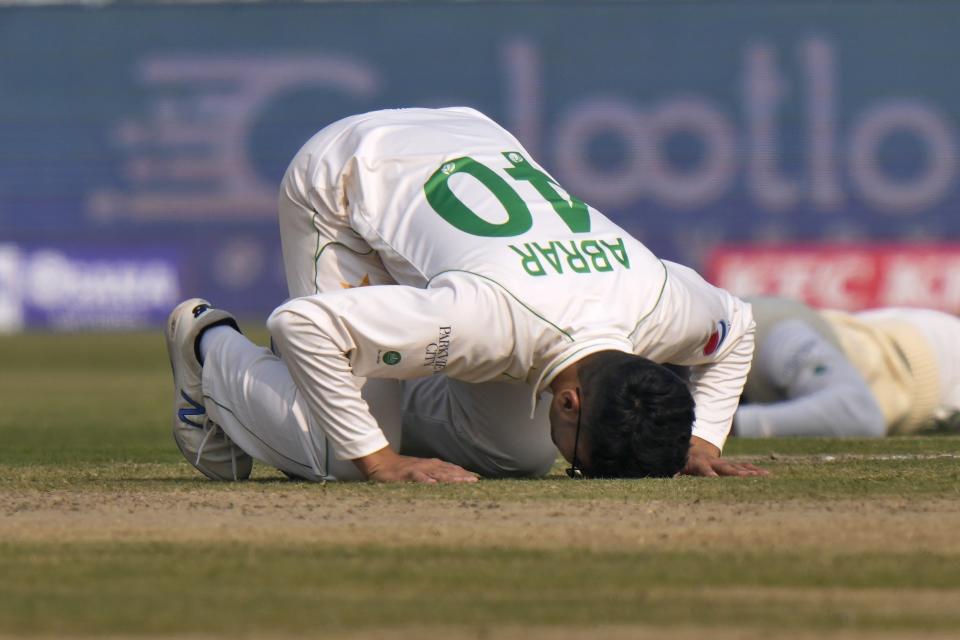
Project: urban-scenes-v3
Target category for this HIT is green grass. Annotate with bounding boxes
[2,332,960,638]
[1,456,958,503]
[1,544,959,636]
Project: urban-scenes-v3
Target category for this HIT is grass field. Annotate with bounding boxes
[2,331,959,639]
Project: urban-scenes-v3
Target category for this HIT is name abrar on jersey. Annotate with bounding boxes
[267,107,755,462]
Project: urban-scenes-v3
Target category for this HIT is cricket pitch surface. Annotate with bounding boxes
[2,332,958,639]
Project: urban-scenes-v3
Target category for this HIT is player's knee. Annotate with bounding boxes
[266,298,314,344]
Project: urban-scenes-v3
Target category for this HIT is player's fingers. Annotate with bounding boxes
[682,463,703,476]
[410,470,438,484]
[716,461,752,477]
[429,460,477,479]
[732,462,770,476]
[738,463,771,476]
[724,467,749,476]
[697,461,720,477]
[429,474,476,484]
[429,466,479,483]
[440,460,472,474]
[446,474,479,483]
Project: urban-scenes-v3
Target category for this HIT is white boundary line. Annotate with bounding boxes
[737,452,960,463]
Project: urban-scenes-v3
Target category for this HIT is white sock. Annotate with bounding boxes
[199,325,240,364]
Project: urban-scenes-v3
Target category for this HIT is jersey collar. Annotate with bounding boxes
[528,336,635,417]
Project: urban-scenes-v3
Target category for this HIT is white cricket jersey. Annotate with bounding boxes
[271,107,754,459]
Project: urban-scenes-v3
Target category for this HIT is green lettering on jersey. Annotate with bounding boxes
[424,157,532,237]
[424,154,592,238]
[557,241,590,274]
[533,241,563,274]
[601,238,631,268]
[510,237,631,277]
[509,243,547,276]
[502,152,591,233]
[580,240,613,272]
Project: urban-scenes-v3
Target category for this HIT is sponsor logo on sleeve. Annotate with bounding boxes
[423,326,452,372]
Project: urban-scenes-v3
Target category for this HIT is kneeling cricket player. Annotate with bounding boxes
[164,107,762,482]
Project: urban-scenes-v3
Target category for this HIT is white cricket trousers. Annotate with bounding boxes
[198,123,557,480]
[202,329,399,480]
[202,329,554,480]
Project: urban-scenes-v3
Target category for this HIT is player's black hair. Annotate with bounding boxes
[577,351,694,478]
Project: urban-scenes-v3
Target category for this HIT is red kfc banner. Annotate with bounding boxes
[705,244,960,312]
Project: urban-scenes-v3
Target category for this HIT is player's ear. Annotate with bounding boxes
[557,388,580,413]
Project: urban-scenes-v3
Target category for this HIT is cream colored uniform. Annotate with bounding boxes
[202,107,754,480]
[736,298,959,438]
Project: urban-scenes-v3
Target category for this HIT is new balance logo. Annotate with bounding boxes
[177,390,205,427]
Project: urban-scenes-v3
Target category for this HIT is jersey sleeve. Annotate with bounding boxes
[734,319,886,438]
[686,327,755,450]
[266,276,518,460]
[640,262,756,452]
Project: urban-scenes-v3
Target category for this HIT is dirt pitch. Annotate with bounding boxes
[2,481,960,554]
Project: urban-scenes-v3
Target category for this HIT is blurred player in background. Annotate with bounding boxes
[165,107,762,483]
[734,296,960,438]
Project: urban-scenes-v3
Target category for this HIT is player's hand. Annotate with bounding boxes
[681,436,769,477]
[353,446,479,484]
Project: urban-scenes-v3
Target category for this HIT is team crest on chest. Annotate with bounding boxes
[703,319,730,356]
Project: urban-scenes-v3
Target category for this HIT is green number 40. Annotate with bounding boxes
[424,152,590,237]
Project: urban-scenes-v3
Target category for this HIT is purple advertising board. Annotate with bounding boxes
[0,243,181,332]
[2,2,959,328]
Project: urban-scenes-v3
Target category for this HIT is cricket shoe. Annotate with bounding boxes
[165,298,253,481]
